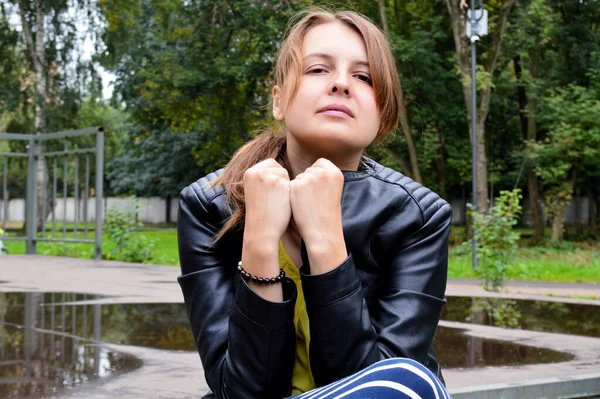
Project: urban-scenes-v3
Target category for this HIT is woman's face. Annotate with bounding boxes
[273,22,381,158]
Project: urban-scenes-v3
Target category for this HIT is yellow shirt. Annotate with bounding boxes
[279,240,316,395]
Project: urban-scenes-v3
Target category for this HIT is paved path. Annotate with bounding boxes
[1,255,599,398]
[447,278,599,301]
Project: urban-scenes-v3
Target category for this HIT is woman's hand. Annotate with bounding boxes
[242,158,291,302]
[290,158,348,274]
[243,158,292,245]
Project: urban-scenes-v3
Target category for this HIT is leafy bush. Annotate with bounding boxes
[40,242,92,258]
[103,200,154,263]
[469,298,521,329]
[467,189,522,291]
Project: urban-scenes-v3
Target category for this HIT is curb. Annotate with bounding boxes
[450,372,600,399]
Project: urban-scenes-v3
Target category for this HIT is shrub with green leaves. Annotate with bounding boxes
[103,201,154,263]
[467,189,523,291]
[469,298,521,329]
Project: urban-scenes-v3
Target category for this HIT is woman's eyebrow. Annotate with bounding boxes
[303,52,370,68]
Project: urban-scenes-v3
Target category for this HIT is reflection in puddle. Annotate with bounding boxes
[1,292,589,397]
[433,326,573,368]
[49,302,575,369]
[0,292,142,398]
[442,297,600,337]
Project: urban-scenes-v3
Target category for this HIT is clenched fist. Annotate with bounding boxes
[290,158,346,257]
[243,158,292,245]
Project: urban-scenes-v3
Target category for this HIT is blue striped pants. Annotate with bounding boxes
[288,358,450,399]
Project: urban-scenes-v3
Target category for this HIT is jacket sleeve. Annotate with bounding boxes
[300,197,452,387]
[177,183,297,399]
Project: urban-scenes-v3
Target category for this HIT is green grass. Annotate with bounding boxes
[3,226,599,283]
[448,245,600,282]
[2,228,179,265]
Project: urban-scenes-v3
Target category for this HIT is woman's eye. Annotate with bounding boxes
[308,68,327,74]
[356,74,372,84]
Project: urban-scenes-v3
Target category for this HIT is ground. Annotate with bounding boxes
[1,255,599,398]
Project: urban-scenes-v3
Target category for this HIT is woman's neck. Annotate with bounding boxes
[283,137,363,179]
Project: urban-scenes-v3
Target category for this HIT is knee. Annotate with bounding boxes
[361,358,448,398]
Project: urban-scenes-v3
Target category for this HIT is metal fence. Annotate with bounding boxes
[0,291,107,392]
[0,127,104,259]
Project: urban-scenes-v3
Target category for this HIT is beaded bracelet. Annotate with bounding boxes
[237,261,286,284]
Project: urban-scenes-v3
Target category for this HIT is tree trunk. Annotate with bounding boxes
[526,44,546,242]
[550,171,577,242]
[514,55,545,242]
[474,114,488,213]
[435,129,447,199]
[551,205,566,242]
[445,0,517,213]
[378,0,390,36]
[588,187,599,240]
[398,85,423,184]
[528,170,545,242]
[379,0,423,184]
[383,148,412,178]
[393,0,402,30]
[513,56,528,140]
[18,0,51,232]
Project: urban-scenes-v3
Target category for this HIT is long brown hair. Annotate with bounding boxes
[209,7,401,243]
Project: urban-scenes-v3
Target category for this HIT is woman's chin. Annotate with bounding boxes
[300,136,364,156]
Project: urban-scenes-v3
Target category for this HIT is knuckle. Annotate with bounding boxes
[243,169,254,181]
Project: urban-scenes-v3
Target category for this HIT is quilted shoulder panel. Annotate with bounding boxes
[187,168,226,206]
[371,161,450,223]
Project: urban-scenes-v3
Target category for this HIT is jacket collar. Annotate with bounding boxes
[340,156,378,181]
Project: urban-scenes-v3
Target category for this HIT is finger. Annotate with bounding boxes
[311,158,335,168]
[293,172,306,181]
[254,158,284,170]
[266,167,290,180]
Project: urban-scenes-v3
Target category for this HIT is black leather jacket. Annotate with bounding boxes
[177,156,452,399]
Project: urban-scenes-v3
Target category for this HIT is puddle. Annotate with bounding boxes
[433,326,573,369]
[0,290,584,397]
[0,292,142,398]
[442,297,600,337]
[89,303,576,369]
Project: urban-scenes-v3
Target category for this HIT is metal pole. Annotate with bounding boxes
[42,157,47,237]
[95,127,104,260]
[85,154,89,239]
[63,141,68,238]
[2,156,7,232]
[93,304,101,374]
[75,155,79,238]
[470,2,479,270]
[26,137,37,254]
[53,157,57,237]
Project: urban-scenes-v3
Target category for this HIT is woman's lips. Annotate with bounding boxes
[320,109,352,117]
[318,104,354,118]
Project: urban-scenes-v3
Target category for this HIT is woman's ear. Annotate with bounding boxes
[272,85,285,121]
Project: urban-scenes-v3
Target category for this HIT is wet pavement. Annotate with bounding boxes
[0,293,142,398]
[0,255,599,398]
[442,296,600,337]
[1,292,576,389]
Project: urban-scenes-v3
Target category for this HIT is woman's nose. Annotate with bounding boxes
[329,72,350,96]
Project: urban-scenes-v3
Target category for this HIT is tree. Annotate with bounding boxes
[531,83,600,241]
[98,0,301,196]
[445,0,518,213]
[377,0,422,183]
[9,0,104,230]
[505,0,556,242]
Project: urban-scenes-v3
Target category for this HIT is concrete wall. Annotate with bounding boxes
[0,196,596,226]
[449,196,594,226]
[0,197,179,225]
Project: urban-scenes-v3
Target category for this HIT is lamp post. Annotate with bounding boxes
[466,0,487,270]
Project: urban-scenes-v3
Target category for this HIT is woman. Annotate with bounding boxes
[178,7,452,399]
